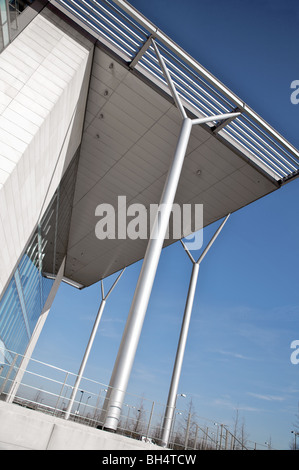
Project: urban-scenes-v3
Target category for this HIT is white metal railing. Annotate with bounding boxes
[50,0,299,184]
[0,347,274,449]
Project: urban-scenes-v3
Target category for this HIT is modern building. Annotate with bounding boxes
[0,0,298,437]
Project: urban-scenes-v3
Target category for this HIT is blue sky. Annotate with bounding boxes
[33,0,299,449]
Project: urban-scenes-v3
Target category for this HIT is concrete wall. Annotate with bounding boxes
[0,6,94,295]
[0,402,163,450]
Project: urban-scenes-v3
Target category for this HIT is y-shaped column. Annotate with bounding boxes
[160,214,230,447]
[64,268,125,420]
[102,40,240,432]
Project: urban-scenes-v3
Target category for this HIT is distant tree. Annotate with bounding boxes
[265,436,273,450]
[174,398,198,449]
[131,398,146,437]
[240,416,249,449]
[232,408,249,449]
[33,389,44,409]
[294,401,299,431]
[232,408,239,449]
[289,401,299,450]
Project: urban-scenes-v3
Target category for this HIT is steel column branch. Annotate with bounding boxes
[152,39,187,120]
[129,34,155,69]
[191,112,241,127]
[160,214,230,447]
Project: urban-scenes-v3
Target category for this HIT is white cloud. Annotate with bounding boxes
[216,349,253,360]
[247,392,285,402]
[213,397,260,412]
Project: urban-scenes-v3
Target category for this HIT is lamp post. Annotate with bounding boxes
[134,408,142,433]
[93,388,108,422]
[160,393,186,447]
[177,393,186,403]
[214,422,227,450]
[214,423,220,450]
[76,390,84,416]
[83,395,91,416]
[291,430,299,450]
[265,441,271,450]
[125,404,135,431]
[170,412,182,447]
[211,432,216,449]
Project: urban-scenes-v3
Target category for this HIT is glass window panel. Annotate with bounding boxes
[0,182,59,388]
[0,0,8,24]
[2,23,9,46]
[2,23,8,46]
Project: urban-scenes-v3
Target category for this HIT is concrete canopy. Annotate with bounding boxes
[61,46,276,287]
[44,0,299,288]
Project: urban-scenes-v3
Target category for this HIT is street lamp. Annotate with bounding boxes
[125,404,136,430]
[175,393,186,412]
[160,393,186,447]
[170,411,182,446]
[210,431,217,449]
[134,408,142,433]
[177,393,187,399]
[83,395,91,416]
[93,388,108,421]
[76,390,84,415]
[265,441,271,450]
[214,422,227,450]
[291,430,299,450]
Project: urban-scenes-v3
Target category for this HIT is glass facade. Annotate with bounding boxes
[0,216,55,393]
[0,151,80,394]
[0,0,10,49]
[0,254,54,361]
[0,0,37,52]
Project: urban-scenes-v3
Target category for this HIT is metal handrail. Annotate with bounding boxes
[0,347,267,449]
[114,0,299,161]
[50,0,299,184]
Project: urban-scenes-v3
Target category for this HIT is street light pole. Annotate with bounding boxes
[291,430,299,450]
[170,411,182,446]
[83,395,91,416]
[93,388,107,422]
[76,390,84,416]
[125,405,135,431]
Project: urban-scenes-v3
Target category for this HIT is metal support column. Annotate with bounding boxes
[64,268,125,420]
[160,214,230,447]
[102,115,193,431]
[102,39,240,432]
